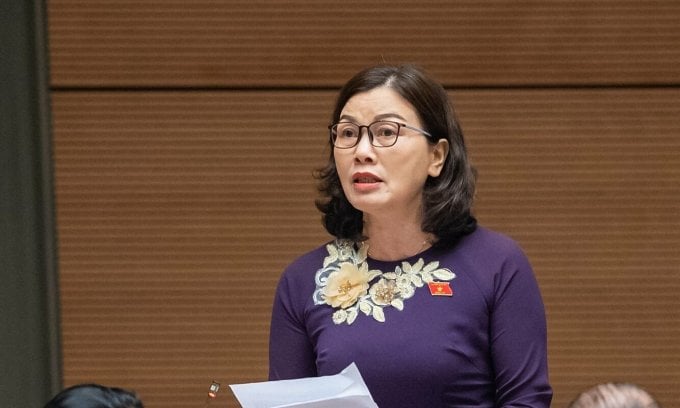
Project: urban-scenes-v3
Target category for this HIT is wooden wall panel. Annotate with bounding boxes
[52,89,680,407]
[47,0,680,87]
[48,0,680,407]
[51,91,333,407]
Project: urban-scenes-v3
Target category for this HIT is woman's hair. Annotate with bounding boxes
[568,383,661,408]
[44,383,144,408]
[315,64,477,246]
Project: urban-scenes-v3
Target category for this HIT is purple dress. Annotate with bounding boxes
[269,227,552,407]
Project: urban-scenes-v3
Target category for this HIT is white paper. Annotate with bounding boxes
[229,362,378,408]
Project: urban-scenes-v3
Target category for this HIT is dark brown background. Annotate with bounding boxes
[47,1,680,407]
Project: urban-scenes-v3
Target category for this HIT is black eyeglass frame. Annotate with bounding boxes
[328,120,434,149]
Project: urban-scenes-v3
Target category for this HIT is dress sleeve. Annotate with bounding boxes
[268,269,318,380]
[490,246,553,407]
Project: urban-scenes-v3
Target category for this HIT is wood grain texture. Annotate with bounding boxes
[52,89,680,407]
[48,0,680,87]
[47,1,680,406]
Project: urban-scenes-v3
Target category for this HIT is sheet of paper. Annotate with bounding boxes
[229,362,378,408]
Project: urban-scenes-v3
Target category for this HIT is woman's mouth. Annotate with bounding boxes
[352,172,382,184]
[352,173,382,191]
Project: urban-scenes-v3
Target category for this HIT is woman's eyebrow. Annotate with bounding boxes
[338,113,408,123]
[374,113,407,121]
[338,114,357,122]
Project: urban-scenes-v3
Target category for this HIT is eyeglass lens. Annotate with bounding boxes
[331,121,401,148]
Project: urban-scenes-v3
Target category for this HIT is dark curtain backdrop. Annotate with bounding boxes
[0,0,61,406]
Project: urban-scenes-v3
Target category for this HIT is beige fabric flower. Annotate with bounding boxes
[323,262,371,308]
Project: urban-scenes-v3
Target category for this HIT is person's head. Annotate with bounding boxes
[568,383,661,408]
[44,383,144,408]
[316,64,476,245]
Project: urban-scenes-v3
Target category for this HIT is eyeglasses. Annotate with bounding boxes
[329,120,433,149]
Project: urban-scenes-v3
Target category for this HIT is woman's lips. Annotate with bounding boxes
[352,172,382,183]
[352,172,382,191]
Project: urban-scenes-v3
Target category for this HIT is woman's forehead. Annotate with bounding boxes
[341,87,418,122]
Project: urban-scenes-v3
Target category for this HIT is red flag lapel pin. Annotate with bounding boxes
[428,281,453,296]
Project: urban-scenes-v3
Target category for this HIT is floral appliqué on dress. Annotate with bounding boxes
[313,240,456,325]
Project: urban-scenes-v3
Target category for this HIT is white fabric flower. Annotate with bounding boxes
[313,240,455,325]
[369,278,399,306]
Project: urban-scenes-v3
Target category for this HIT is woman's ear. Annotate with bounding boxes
[428,139,449,177]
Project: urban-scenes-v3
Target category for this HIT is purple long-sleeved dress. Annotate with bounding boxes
[269,226,552,407]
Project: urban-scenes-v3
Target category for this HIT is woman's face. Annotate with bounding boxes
[334,86,448,219]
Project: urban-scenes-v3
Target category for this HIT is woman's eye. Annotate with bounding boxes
[375,125,397,137]
[341,128,357,138]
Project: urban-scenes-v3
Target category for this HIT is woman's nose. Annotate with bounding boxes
[353,128,376,162]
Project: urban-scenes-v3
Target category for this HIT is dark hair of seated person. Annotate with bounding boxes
[44,383,144,408]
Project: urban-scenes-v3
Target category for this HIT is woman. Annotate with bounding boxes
[268,64,552,407]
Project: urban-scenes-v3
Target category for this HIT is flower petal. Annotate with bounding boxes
[359,300,372,315]
[400,285,415,299]
[347,309,358,325]
[324,244,339,267]
[357,243,369,262]
[367,270,382,281]
[332,309,347,324]
[423,260,440,272]
[432,268,455,280]
[372,306,385,322]
[391,298,404,310]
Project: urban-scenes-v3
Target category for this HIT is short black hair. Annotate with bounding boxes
[44,383,144,408]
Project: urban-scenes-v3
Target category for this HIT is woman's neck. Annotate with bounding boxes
[362,215,433,261]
